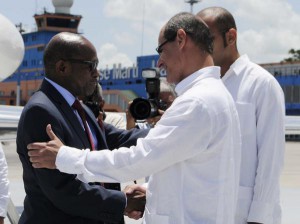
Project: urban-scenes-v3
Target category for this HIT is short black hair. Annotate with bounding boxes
[164,12,213,54]
[43,32,88,77]
[197,7,237,47]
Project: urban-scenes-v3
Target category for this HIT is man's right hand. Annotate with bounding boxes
[27,124,63,169]
[123,184,146,220]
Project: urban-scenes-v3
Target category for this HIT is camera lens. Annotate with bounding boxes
[129,98,151,120]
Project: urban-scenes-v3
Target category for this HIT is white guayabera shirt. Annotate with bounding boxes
[57,66,242,224]
[223,54,285,224]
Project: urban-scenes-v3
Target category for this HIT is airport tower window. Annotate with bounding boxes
[36,18,45,28]
[47,18,79,28]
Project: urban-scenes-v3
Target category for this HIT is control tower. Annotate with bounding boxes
[0,0,82,105]
[34,0,81,33]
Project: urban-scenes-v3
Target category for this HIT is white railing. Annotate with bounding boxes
[285,116,300,135]
[1,105,300,136]
[0,105,23,129]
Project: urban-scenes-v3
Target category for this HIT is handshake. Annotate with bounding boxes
[123,184,146,219]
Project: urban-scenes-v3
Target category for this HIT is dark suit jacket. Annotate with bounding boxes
[16,79,148,224]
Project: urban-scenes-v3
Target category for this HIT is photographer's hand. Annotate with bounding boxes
[146,109,164,127]
[126,101,137,130]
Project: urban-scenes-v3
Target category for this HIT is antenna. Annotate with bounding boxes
[141,0,146,56]
[16,23,25,33]
[185,0,202,13]
[35,0,38,14]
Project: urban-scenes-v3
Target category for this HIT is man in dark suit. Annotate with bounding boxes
[16,32,147,224]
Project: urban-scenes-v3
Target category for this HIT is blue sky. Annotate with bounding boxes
[1,0,300,70]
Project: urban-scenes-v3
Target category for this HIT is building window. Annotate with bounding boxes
[23,60,28,67]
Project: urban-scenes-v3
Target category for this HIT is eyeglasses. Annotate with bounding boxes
[64,59,98,72]
[156,33,177,54]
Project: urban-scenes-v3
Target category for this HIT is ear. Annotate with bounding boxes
[177,29,188,49]
[55,60,68,74]
[226,28,237,46]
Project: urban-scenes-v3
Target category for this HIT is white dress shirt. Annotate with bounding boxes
[222,55,285,224]
[56,66,241,224]
[0,144,9,218]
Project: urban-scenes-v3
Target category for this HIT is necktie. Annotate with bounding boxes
[72,99,95,150]
[73,100,108,189]
[97,113,104,131]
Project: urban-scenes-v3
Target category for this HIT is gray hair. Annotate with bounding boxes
[164,12,213,54]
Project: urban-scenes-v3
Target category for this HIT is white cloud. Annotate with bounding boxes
[97,43,134,69]
[104,0,179,20]
[103,0,185,31]
[113,31,135,46]
[101,0,300,63]
[101,0,189,58]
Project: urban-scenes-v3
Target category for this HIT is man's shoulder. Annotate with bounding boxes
[238,59,279,87]
[23,91,52,112]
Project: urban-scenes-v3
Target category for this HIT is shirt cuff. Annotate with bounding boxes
[247,200,273,223]
[56,146,90,175]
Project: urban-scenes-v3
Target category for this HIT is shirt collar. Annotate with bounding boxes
[222,54,250,82]
[45,77,76,106]
[175,66,221,96]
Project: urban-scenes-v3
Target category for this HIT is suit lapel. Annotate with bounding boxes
[40,80,91,149]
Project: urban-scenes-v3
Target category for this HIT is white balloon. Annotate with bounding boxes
[0,13,25,79]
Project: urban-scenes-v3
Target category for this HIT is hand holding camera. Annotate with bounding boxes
[129,68,167,120]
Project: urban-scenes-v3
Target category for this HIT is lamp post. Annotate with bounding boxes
[185,0,201,13]
[16,70,21,106]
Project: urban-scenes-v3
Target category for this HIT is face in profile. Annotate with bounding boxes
[66,43,99,97]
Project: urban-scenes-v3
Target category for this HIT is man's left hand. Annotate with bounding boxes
[27,124,63,169]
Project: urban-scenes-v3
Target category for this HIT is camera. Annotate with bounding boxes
[129,68,167,120]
